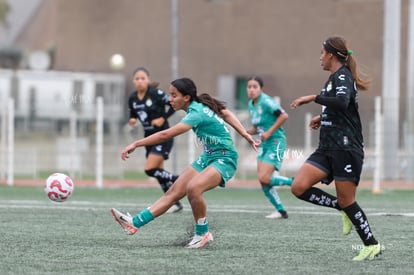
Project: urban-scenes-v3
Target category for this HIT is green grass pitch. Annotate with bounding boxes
[0,185,413,274]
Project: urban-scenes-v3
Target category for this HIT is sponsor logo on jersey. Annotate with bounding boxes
[137,111,148,122]
[343,136,349,146]
[327,81,332,92]
[133,102,145,109]
[336,86,348,95]
[320,121,332,126]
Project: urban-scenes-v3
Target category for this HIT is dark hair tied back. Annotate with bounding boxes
[171,78,197,100]
[171,77,227,116]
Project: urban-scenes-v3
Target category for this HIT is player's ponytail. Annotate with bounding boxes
[323,36,371,91]
[171,78,227,116]
[346,55,370,91]
[196,93,226,115]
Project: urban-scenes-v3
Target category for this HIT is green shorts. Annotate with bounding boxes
[191,149,238,187]
[257,139,286,171]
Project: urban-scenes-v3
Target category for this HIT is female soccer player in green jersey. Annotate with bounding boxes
[246,76,293,219]
[290,36,381,261]
[111,77,259,248]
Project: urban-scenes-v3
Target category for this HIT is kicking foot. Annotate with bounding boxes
[111,208,138,235]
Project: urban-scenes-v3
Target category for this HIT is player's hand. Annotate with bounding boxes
[246,134,260,152]
[121,144,136,160]
[309,115,321,130]
[129,118,137,127]
[261,131,270,141]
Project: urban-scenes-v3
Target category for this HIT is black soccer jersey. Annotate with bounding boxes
[128,87,175,136]
[315,66,364,155]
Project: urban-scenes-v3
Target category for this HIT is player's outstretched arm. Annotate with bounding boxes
[290,95,317,109]
[121,123,192,160]
[220,108,260,151]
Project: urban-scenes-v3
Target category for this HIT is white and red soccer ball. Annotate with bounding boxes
[44,173,74,202]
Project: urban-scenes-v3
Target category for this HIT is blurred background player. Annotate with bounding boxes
[112,77,258,248]
[128,67,182,213]
[290,36,381,261]
[246,76,293,219]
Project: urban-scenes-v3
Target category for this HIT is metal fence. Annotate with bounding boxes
[1,107,410,184]
[0,69,412,186]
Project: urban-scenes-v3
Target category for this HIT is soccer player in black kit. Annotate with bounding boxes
[290,36,381,261]
[128,67,183,213]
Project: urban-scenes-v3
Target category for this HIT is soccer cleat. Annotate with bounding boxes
[111,208,138,235]
[341,211,353,235]
[352,242,382,261]
[265,211,288,219]
[185,232,213,249]
[279,210,289,219]
[265,211,282,219]
[166,203,183,214]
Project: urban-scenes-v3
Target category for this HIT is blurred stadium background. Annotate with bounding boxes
[0,0,413,187]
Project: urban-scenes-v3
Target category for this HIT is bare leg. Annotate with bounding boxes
[149,166,198,217]
[186,166,222,222]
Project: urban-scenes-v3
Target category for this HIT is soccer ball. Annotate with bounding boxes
[44,173,74,202]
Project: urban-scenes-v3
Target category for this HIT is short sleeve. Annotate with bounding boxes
[181,110,202,128]
[264,97,281,113]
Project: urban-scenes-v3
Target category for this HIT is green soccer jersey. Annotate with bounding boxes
[248,92,286,144]
[317,65,364,155]
[181,101,237,154]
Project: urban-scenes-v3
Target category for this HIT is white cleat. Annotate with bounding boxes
[185,232,213,249]
[265,211,283,219]
[111,208,138,235]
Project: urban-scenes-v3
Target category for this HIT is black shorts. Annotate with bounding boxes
[145,139,174,160]
[306,149,363,185]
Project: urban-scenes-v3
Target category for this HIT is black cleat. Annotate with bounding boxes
[279,210,289,219]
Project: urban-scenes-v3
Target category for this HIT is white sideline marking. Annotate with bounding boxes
[0,200,413,217]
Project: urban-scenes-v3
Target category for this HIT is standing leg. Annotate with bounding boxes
[335,181,381,261]
[258,162,288,218]
[185,166,221,248]
[261,185,288,218]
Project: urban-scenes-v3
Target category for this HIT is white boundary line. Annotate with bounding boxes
[0,200,413,217]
